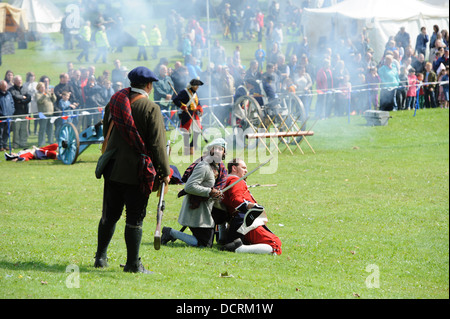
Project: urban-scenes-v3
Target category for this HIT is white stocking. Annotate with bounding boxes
[235,244,273,254]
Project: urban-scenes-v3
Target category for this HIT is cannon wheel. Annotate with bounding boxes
[231,95,264,131]
[281,93,307,125]
[58,122,80,165]
[279,93,308,144]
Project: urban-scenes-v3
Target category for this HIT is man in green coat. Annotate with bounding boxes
[94,66,171,274]
[423,61,437,108]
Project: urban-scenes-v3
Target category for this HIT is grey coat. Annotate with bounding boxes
[178,161,216,228]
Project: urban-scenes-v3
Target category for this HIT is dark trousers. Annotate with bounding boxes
[189,227,215,248]
[315,93,330,118]
[406,96,416,110]
[94,47,108,63]
[380,89,397,111]
[137,46,148,61]
[152,46,160,59]
[396,88,407,110]
[0,121,10,149]
[102,160,149,227]
[77,40,90,62]
[424,87,437,108]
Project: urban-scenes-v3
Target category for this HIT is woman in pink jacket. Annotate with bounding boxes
[406,68,418,110]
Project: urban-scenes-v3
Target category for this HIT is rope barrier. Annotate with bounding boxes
[1,80,447,124]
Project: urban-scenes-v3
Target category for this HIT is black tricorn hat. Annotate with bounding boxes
[244,78,259,87]
[190,79,204,86]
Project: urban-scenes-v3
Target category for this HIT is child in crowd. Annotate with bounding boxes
[416,73,425,109]
[406,68,418,110]
[340,75,352,116]
[437,67,448,108]
[442,67,449,109]
[254,43,266,73]
[58,91,78,122]
[281,77,296,93]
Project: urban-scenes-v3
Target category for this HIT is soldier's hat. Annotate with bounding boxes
[189,79,204,86]
[128,66,159,84]
[244,78,259,88]
[207,138,227,151]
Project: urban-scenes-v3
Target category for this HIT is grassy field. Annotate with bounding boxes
[0,108,448,300]
[1,1,267,88]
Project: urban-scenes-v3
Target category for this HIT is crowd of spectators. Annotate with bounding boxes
[1,0,449,152]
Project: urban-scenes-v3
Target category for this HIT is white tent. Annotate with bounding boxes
[422,0,449,7]
[11,0,63,33]
[302,0,449,60]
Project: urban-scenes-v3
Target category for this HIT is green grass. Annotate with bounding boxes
[1,0,265,88]
[0,109,448,299]
[1,2,448,299]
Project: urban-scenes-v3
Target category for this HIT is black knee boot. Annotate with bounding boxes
[123,225,152,274]
[94,219,116,268]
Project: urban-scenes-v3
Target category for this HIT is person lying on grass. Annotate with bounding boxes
[4,143,58,162]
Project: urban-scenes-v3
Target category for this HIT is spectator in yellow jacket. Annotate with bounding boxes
[94,25,110,64]
[137,25,150,61]
[149,24,162,59]
[77,21,91,62]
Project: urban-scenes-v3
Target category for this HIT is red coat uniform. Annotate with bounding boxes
[222,175,282,255]
[18,143,58,161]
[222,175,257,215]
[172,88,203,131]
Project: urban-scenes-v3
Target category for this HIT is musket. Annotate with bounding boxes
[248,184,277,188]
[220,157,273,193]
[154,140,171,250]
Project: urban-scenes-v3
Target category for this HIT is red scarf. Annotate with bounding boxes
[109,88,156,196]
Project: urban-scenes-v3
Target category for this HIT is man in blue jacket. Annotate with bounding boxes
[415,27,429,56]
[0,80,15,151]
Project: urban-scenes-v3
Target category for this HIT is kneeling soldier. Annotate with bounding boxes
[220,158,282,255]
[161,138,227,248]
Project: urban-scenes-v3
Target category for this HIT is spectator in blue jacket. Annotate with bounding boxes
[378,55,400,111]
[255,43,266,73]
[186,55,202,80]
[415,27,429,56]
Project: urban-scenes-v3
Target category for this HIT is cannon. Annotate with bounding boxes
[58,121,104,165]
[231,91,307,132]
[230,89,312,154]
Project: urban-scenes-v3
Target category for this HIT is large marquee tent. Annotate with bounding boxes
[302,0,450,60]
[11,0,63,33]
